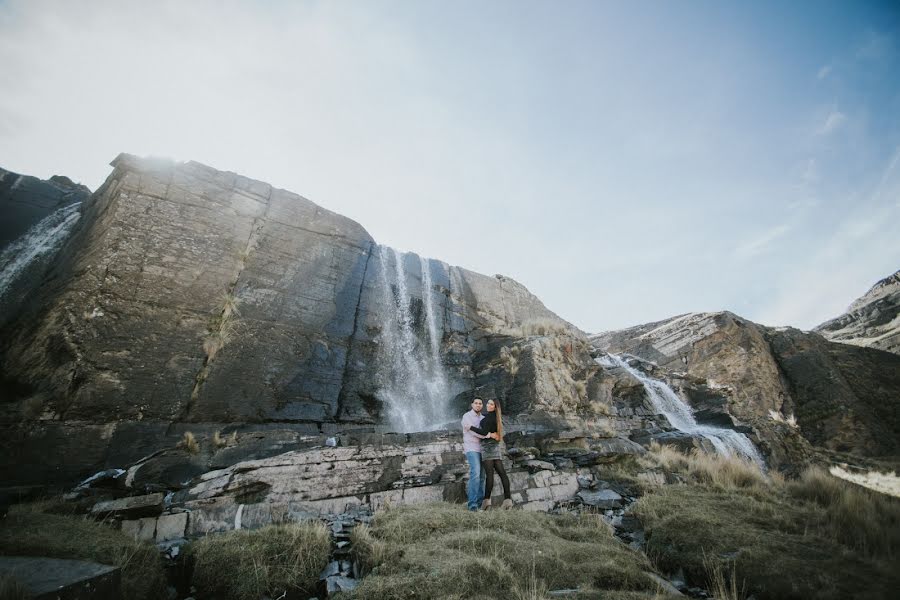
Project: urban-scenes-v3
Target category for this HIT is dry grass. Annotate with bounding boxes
[212,430,227,449]
[0,511,166,600]
[496,318,576,338]
[767,409,798,428]
[644,443,768,492]
[189,521,330,600]
[0,574,28,600]
[703,552,746,600]
[786,466,900,556]
[347,502,658,600]
[633,445,900,599]
[178,431,200,454]
[500,345,521,377]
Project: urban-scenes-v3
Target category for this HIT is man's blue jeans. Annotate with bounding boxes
[465,451,485,510]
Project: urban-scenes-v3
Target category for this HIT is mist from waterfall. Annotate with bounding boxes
[599,354,766,468]
[375,245,453,432]
[0,203,81,301]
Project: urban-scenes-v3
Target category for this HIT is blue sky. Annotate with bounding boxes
[1,0,898,332]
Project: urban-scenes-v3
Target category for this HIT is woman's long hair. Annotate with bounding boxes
[493,399,503,440]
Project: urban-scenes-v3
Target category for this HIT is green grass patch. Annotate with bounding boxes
[0,510,166,600]
[347,502,676,600]
[188,521,330,600]
[633,448,900,600]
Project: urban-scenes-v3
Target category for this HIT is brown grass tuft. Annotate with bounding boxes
[178,431,200,454]
[212,430,226,449]
[189,521,330,600]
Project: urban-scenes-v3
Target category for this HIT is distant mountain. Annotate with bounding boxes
[814,269,900,356]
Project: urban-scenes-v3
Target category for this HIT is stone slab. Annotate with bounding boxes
[155,512,188,542]
[120,516,157,541]
[0,556,120,600]
[91,492,164,518]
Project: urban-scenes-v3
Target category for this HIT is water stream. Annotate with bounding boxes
[0,202,81,301]
[375,246,453,432]
[599,354,765,467]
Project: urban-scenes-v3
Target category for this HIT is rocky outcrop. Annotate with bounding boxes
[591,311,900,464]
[814,269,900,355]
[0,168,91,328]
[89,428,646,540]
[1,155,612,490]
[0,167,90,249]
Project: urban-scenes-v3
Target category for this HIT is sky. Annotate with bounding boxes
[1,0,898,333]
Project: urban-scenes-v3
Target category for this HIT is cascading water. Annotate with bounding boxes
[375,246,453,432]
[599,354,765,468]
[0,202,81,301]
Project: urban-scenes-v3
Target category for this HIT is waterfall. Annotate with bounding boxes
[599,354,765,468]
[0,203,81,300]
[375,246,452,432]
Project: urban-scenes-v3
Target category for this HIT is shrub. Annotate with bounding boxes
[0,512,166,600]
[189,521,330,600]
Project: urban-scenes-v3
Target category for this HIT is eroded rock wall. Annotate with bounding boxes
[591,311,900,463]
[1,155,592,490]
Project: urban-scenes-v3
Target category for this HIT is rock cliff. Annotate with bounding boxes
[591,311,900,464]
[0,155,621,490]
[0,168,91,328]
[814,269,900,355]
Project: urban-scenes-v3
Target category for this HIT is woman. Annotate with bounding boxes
[469,399,512,510]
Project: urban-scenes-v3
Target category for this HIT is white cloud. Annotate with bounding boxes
[734,224,791,260]
[818,108,846,135]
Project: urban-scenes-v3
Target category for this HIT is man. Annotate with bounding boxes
[461,397,487,511]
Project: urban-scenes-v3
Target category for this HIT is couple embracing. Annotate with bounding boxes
[461,397,513,511]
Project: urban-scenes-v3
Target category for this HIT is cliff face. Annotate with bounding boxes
[0,168,91,328]
[1,155,610,489]
[591,311,900,462]
[814,270,900,356]
[0,167,90,249]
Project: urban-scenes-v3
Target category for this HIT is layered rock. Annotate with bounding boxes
[98,428,646,538]
[591,311,900,464]
[1,155,610,490]
[814,269,900,355]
